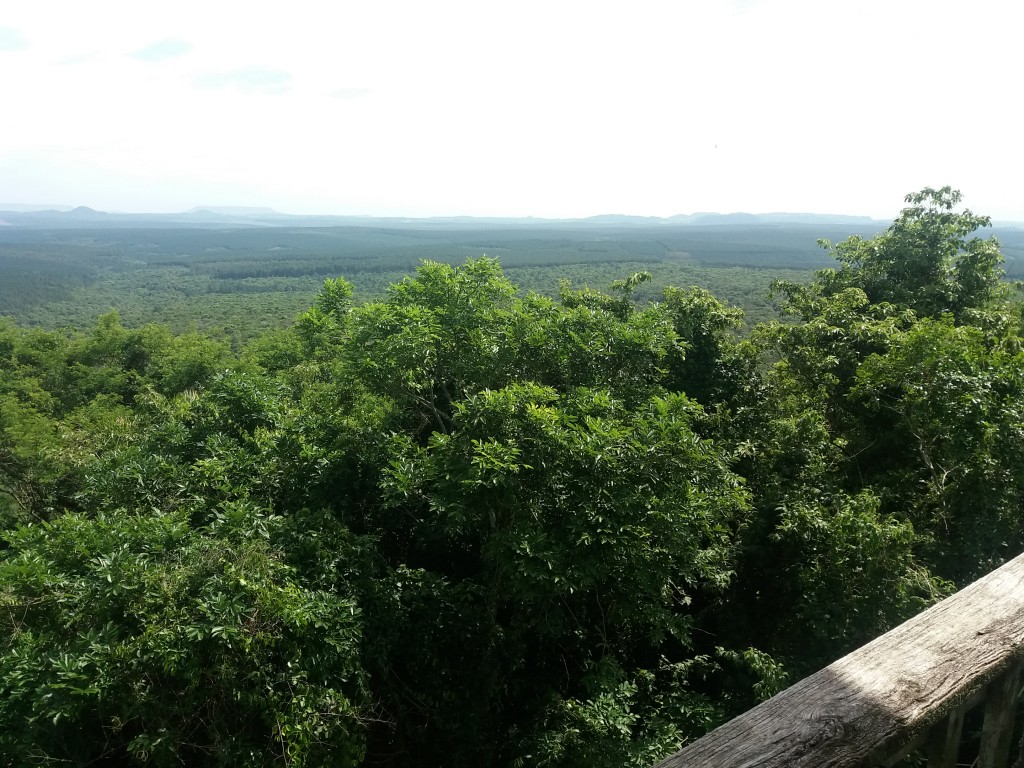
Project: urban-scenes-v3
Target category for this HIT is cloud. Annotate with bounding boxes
[59,52,98,66]
[330,87,372,100]
[195,67,292,94]
[0,26,27,52]
[132,38,192,62]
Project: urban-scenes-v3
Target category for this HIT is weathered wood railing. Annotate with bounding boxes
[655,552,1024,768]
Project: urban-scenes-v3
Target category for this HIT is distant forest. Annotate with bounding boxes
[0,220,906,340]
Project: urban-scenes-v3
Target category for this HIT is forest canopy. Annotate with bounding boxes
[1,188,1022,767]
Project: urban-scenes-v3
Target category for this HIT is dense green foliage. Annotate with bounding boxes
[1,189,1022,766]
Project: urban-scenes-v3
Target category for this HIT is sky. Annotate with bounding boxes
[1,0,1021,220]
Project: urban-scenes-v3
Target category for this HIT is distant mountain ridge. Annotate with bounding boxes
[187,206,281,216]
[2,203,1021,231]
[0,204,903,230]
[0,204,75,213]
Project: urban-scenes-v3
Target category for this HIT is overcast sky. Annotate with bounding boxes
[1,1,1021,219]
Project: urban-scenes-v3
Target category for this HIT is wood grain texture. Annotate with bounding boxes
[654,552,1024,768]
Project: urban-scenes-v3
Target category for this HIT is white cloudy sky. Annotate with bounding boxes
[1,0,1021,219]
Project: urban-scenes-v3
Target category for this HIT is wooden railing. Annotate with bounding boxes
[654,552,1024,768]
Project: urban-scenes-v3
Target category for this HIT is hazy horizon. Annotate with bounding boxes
[0,201,893,220]
[3,1,1022,221]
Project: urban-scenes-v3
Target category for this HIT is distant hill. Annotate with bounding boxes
[187,206,282,216]
[0,204,74,212]
[0,204,893,230]
[691,212,762,225]
[580,214,666,225]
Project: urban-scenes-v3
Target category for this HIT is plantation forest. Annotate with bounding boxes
[2,187,1024,766]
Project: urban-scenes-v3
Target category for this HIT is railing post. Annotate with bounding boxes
[926,702,966,768]
[978,663,1023,768]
